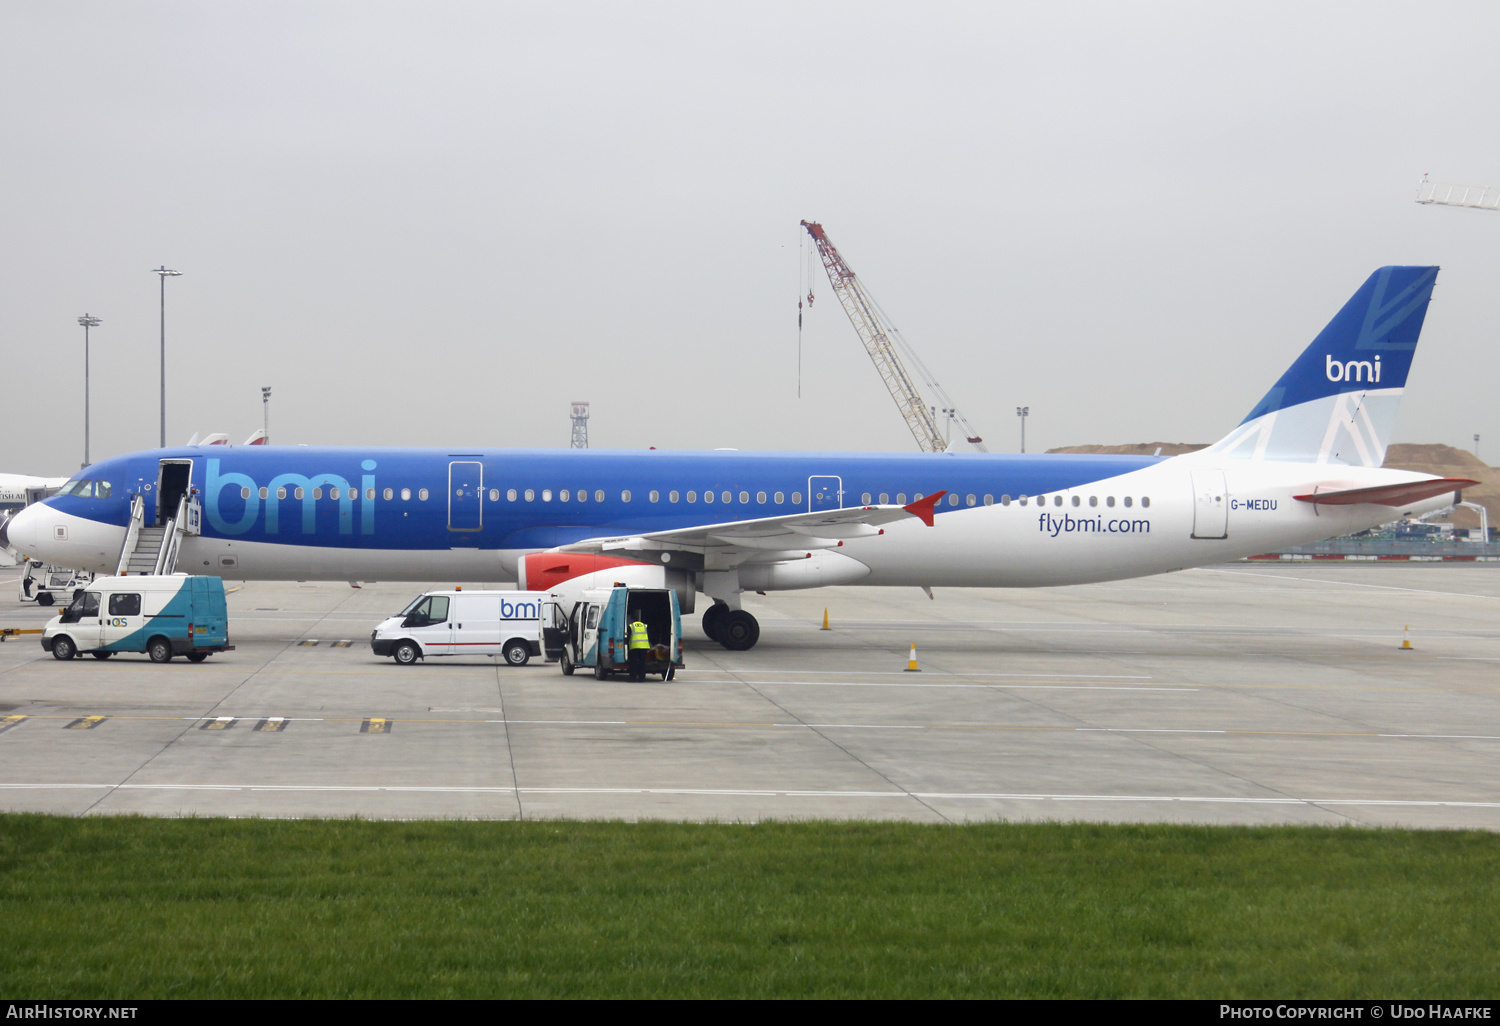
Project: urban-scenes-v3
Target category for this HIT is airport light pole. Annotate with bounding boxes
[77,314,101,468]
[1475,434,1481,463]
[1016,406,1029,454]
[153,266,181,448]
[262,386,272,444]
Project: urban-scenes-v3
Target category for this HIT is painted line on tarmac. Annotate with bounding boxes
[1200,567,1500,601]
[691,669,1154,679]
[740,680,1193,691]
[2,782,1498,810]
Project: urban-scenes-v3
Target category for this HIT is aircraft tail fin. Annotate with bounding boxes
[1203,266,1439,466]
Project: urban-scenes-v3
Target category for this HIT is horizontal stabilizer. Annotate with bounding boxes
[1293,478,1476,507]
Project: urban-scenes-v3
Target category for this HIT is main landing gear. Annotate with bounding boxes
[701,602,760,651]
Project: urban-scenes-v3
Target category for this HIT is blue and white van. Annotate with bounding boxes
[371,589,546,666]
[42,575,233,663]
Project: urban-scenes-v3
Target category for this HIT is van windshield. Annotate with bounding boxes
[397,595,428,616]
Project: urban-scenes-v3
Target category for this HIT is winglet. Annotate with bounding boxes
[903,490,947,527]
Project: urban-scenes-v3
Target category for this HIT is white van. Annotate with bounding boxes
[42,574,232,663]
[371,589,545,666]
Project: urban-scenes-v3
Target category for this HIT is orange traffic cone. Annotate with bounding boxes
[821,608,831,631]
[1401,625,1413,651]
[905,642,920,672]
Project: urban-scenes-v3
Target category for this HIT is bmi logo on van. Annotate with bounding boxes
[1326,354,1381,383]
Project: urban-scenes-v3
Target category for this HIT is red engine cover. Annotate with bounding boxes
[519,552,655,592]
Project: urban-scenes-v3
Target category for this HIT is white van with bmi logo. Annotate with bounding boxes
[42,574,233,663]
[371,589,545,666]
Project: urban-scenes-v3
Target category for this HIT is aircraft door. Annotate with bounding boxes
[808,476,843,512]
[448,462,483,532]
[156,460,193,525]
[1190,469,1229,539]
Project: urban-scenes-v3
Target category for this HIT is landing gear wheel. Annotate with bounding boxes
[91,651,113,660]
[702,603,728,641]
[502,640,530,666]
[393,641,420,665]
[186,652,209,663]
[147,637,173,663]
[560,650,575,676]
[36,593,53,607]
[51,635,76,661]
[718,610,760,651]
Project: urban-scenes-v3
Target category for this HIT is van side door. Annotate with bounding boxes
[102,590,145,651]
[401,595,452,656]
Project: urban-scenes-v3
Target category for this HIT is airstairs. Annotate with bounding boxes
[115,492,201,576]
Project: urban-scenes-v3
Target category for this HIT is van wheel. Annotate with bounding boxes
[560,650,575,676]
[662,665,675,681]
[91,651,113,660]
[37,593,53,607]
[393,641,420,666]
[51,635,76,660]
[186,652,209,664]
[594,660,608,680]
[502,640,530,666]
[147,637,173,663]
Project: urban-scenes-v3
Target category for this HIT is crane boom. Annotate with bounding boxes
[1416,174,1500,213]
[800,220,986,453]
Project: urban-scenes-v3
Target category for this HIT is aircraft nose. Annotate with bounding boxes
[3,503,50,560]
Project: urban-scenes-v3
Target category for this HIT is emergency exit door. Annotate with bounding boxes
[1190,469,1228,539]
[448,462,483,532]
[808,476,843,512]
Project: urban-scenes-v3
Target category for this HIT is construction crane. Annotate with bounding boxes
[800,220,986,453]
[1416,173,1500,212]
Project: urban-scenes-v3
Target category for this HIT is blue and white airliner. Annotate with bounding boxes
[4,266,1474,650]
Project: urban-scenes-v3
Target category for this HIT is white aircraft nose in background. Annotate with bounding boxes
[1,502,122,572]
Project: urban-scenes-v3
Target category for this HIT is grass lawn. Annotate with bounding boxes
[1,815,1496,998]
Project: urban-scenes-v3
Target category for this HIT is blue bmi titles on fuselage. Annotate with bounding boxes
[206,458,377,536]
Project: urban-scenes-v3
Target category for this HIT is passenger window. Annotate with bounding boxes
[241,487,251,500]
[649,490,660,503]
[757,491,766,504]
[687,491,697,503]
[879,493,889,504]
[983,494,994,506]
[386,488,395,501]
[403,488,413,501]
[418,489,428,501]
[774,492,784,504]
[1070,496,1079,507]
[506,489,515,501]
[896,493,906,504]
[1019,496,1028,506]
[1142,496,1151,508]
[313,488,323,499]
[108,593,142,617]
[704,491,714,504]
[577,489,588,503]
[862,493,872,505]
[792,491,803,505]
[1089,496,1097,507]
[295,488,305,500]
[1053,496,1062,507]
[331,488,342,500]
[738,491,748,504]
[1000,495,1009,506]
[594,490,605,502]
[967,494,977,506]
[277,487,287,500]
[621,490,631,502]
[366,488,375,501]
[723,491,732,504]
[1106,497,1115,507]
[560,490,570,502]
[1124,496,1133,508]
[542,489,552,502]
[670,491,679,503]
[948,494,959,506]
[524,489,534,501]
[259,487,268,500]
[488,489,498,501]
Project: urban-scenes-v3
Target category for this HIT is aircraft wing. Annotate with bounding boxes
[557,491,947,560]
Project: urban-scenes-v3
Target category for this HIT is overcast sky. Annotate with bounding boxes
[4,1,1499,475]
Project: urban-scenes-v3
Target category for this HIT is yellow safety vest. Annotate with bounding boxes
[629,621,650,650]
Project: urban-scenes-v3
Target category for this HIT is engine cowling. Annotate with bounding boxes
[517,552,655,592]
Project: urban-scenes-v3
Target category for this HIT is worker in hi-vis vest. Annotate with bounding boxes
[628,613,651,681]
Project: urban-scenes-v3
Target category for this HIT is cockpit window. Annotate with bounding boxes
[56,479,110,498]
